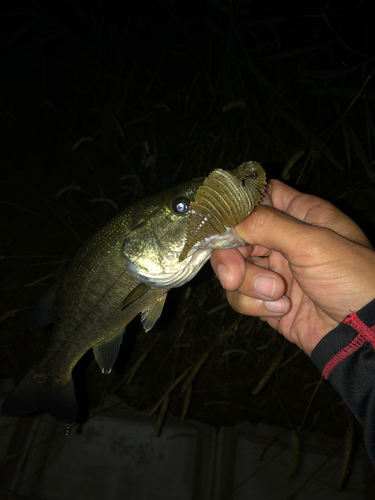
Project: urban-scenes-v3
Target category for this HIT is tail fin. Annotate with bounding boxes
[1,369,77,423]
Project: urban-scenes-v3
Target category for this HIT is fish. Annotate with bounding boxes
[1,161,266,423]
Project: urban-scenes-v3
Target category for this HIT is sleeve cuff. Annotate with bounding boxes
[311,298,375,376]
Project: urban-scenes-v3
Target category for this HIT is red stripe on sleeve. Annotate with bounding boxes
[321,312,375,379]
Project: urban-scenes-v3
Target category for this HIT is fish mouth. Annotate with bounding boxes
[124,161,265,289]
[179,161,266,260]
[125,227,246,289]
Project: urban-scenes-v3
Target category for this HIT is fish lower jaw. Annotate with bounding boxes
[125,248,212,289]
[125,228,246,289]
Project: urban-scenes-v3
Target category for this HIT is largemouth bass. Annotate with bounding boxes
[1,161,266,423]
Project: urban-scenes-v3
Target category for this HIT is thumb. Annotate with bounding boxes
[235,205,322,267]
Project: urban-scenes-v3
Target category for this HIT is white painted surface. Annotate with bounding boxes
[1,389,374,499]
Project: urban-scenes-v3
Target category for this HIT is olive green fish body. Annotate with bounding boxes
[40,261,166,381]
[2,164,266,422]
[1,182,197,422]
[49,208,169,370]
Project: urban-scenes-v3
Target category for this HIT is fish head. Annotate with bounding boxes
[123,161,266,288]
[123,178,206,287]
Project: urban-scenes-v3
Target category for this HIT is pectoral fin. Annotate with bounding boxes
[141,293,167,332]
[119,282,151,311]
[93,328,125,374]
[28,281,59,331]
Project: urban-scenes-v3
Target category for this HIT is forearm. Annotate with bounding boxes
[311,298,375,466]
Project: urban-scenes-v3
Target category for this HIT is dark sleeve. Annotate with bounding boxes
[311,298,375,467]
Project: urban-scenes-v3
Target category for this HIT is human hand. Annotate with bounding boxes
[211,179,375,356]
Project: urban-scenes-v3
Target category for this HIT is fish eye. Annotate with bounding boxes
[172,196,191,214]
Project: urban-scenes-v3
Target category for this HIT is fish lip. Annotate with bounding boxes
[181,227,246,259]
[195,227,247,249]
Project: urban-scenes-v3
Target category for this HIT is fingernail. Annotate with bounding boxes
[215,264,228,288]
[254,276,276,299]
[265,296,289,314]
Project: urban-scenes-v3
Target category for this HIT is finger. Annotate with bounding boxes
[267,180,371,247]
[235,205,318,267]
[211,249,286,300]
[266,179,306,212]
[238,261,287,300]
[211,248,247,291]
[259,316,281,330]
[227,290,291,317]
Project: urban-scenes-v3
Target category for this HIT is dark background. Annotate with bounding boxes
[1,0,375,486]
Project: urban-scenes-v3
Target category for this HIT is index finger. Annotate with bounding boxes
[266,179,309,213]
[265,179,371,247]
